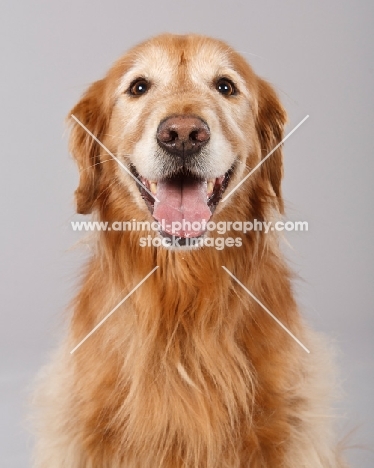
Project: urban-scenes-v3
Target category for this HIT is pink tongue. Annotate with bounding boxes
[153,179,211,237]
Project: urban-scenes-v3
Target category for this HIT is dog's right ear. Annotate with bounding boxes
[68,79,109,214]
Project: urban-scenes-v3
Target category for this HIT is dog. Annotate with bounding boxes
[33,34,348,467]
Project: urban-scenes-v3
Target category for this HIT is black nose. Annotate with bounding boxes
[157,115,210,156]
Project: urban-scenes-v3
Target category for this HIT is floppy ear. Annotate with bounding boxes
[255,78,287,214]
[68,79,109,214]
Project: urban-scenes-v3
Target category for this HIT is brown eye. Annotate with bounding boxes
[129,79,149,96]
[216,78,236,96]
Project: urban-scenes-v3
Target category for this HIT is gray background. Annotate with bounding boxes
[1,0,373,466]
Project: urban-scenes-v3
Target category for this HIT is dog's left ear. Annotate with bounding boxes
[255,78,287,214]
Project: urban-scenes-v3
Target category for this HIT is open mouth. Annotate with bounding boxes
[130,166,232,239]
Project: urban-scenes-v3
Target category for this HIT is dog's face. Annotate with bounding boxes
[69,34,286,239]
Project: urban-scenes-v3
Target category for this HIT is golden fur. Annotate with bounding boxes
[33,34,347,467]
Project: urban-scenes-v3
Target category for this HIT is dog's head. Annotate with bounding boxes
[69,34,286,239]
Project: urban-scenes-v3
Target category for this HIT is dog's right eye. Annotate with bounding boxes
[129,79,150,96]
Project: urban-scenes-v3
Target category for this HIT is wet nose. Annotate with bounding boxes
[156,115,210,156]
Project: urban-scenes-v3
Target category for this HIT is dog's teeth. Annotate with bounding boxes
[207,179,214,194]
[150,182,157,194]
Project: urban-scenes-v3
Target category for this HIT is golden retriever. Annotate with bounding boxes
[33,34,347,467]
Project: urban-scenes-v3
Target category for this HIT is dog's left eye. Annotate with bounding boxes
[129,79,150,96]
[216,78,236,96]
